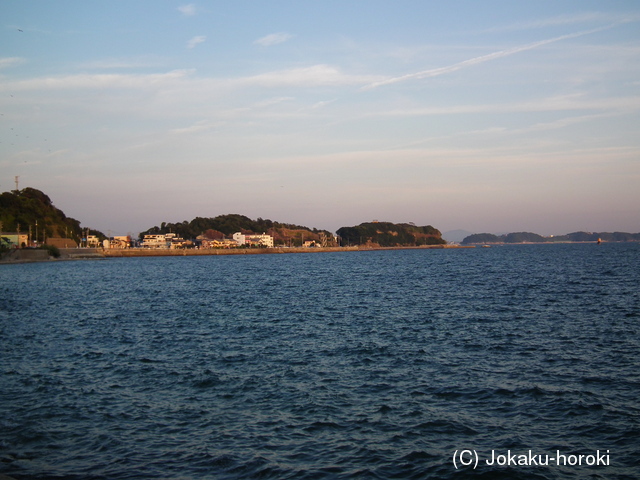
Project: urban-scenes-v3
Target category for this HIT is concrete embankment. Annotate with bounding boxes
[104,246,360,257]
[103,244,470,258]
[0,248,106,264]
[59,248,106,259]
[0,249,50,263]
[1,244,472,263]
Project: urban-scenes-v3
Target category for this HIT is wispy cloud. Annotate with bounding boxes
[187,35,206,49]
[364,24,618,89]
[1,70,193,91]
[172,120,223,135]
[254,32,294,47]
[80,57,166,70]
[364,94,640,118]
[486,12,606,32]
[0,65,376,93]
[178,4,196,16]
[312,99,337,109]
[242,64,378,87]
[0,57,26,69]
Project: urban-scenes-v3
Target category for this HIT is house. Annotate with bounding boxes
[87,235,101,247]
[199,238,238,249]
[166,233,189,249]
[104,236,131,249]
[141,234,169,249]
[141,233,187,249]
[232,232,274,248]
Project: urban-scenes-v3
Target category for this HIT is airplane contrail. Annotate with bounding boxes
[363,24,617,90]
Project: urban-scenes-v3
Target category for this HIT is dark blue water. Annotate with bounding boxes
[1,244,639,479]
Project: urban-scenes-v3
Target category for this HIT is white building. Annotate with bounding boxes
[141,233,187,249]
[141,234,170,249]
[232,232,274,248]
[87,235,101,247]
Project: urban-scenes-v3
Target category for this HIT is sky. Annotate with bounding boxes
[1,1,639,237]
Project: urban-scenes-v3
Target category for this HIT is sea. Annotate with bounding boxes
[1,243,639,480]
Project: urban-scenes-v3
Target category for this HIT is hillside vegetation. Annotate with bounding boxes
[0,188,86,243]
[139,214,338,247]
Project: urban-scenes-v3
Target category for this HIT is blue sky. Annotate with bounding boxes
[2,1,639,236]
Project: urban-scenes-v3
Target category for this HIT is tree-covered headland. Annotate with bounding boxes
[0,187,100,246]
[336,222,446,247]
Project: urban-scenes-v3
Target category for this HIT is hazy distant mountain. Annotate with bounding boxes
[442,229,474,243]
[461,231,640,244]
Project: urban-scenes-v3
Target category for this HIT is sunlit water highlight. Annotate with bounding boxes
[1,244,639,479]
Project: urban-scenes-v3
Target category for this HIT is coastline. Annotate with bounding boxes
[0,244,472,264]
[102,244,470,258]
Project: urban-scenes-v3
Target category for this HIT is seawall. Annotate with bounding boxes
[103,244,469,258]
[0,249,50,263]
[2,245,472,264]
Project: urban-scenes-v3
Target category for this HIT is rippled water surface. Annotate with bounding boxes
[1,244,639,479]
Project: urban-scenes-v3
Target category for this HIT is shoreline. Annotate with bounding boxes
[0,244,471,264]
[102,244,470,258]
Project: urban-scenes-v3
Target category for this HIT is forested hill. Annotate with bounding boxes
[139,214,338,247]
[0,188,86,242]
[336,222,446,247]
[141,217,447,247]
[462,231,640,244]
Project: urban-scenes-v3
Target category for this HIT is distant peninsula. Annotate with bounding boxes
[140,218,445,248]
[1,187,445,250]
[461,231,640,244]
[3,187,637,253]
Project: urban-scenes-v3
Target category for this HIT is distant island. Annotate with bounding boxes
[462,231,640,244]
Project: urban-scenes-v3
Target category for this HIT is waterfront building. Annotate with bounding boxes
[199,238,238,249]
[141,233,187,249]
[87,235,101,248]
[141,234,170,249]
[232,232,274,248]
[104,236,131,249]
